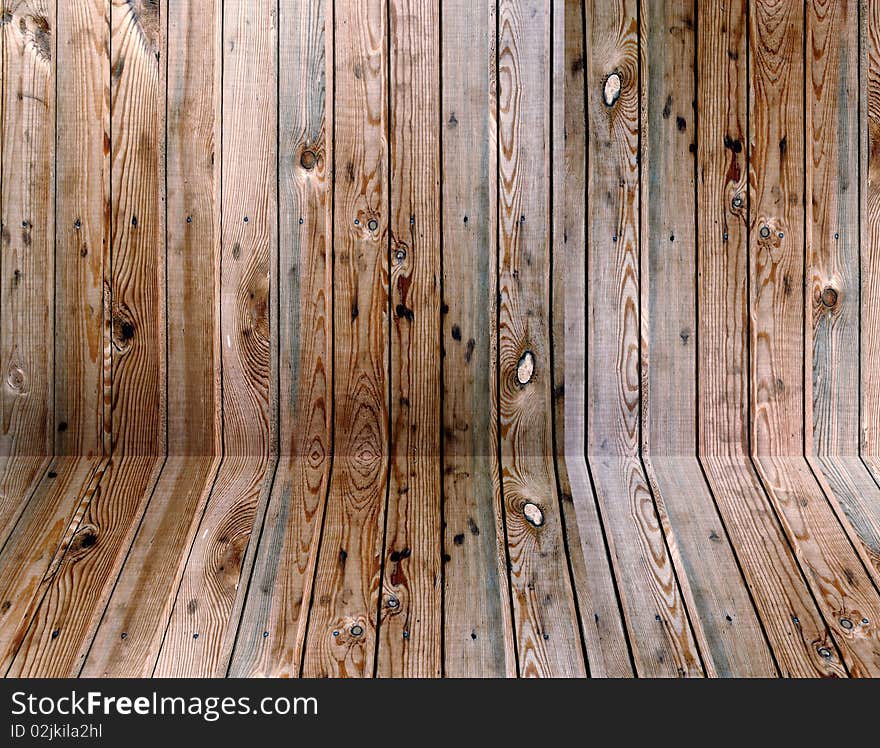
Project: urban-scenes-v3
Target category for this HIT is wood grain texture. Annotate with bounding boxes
[229,0,332,678]
[301,0,389,678]
[806,0,859,456]
[165,0,221,458]
[496,0,584,679]
[749,0,803,456]
[80,456,219,676]
[641,0,774,677]
[108,0,164,456]
[586,0,702,677]
[0,457,102,674]
[863,0,880,452]
[377,0,442,677]
[6,455,161,676]
[153,0,277,677]
[696,0,750,457]
[441,0,512,678]
[0,2,55,535]
[555,0,630,678]
[753,456,880,676]
[55,0,109,458]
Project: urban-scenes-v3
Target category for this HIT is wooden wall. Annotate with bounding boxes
[1,0,880,677]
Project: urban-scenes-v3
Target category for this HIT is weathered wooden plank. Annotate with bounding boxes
[496,0,584,679]
[440,0,512,678]
[7,455,162,676]
[108,0,164,456]
[0,1,55,538]
[700,457,845,676]
[55,0,109,458]
[375,0,442,678]
[153,0,277,678]
[806,0,859,455]
[585,0,702,677]
[695,0,842,677]
[0,457,102,674]
[301,0,389,678]
[81,457,219,676]
[229,0,332,678]
[553,0,630,679]
[753,456,880,676]
[81,0,224,679]
[863,0,880,452]
[641,0,774,677]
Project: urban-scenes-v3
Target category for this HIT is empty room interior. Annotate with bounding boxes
[3,0,880,678]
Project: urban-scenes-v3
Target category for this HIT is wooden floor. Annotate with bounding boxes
[3,0,880,677]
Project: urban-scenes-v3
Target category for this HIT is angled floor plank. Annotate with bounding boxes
[0,457,102,674]
[7,455,162,676]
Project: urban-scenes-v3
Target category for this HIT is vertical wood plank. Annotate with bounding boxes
[641,0,775,677]
[697,0,845,677]
[586,0,702,677]
[108,0,164,456]
[377,0,441,677]
[0,0,56,535]
[862,0,880,453]
[751,0,880,677]
[79,0,223,678]
[440,0,512,678]
[301,0,389,678]
[554,0,631,678]
[55,0,109,459]
[496,0,584,677]
[153,0,277,677]
[229,0,333,678]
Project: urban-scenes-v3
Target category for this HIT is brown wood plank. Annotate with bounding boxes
[80,0,224,679]
[553,0,630,678]
[7,455,162,676]
[806,0,859,455]
[108,0,164,456]
[0,457,102,674]
[700,458,845,676]
[54,0,109,459]
[695,0,841,677]
[753,456,880,676]
[153,0,277,678]
[375,0,442,678]
[863,0,880,452]
[586,0,702,677]
[81,457,219,676]
[440,0,512,678]
[301,0,389,678]
[641,0,774,677]
[229,0,332,678]
[0,1,55,536]
[496,0,584,678]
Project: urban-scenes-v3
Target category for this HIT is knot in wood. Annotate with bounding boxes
[523,502,544,527]
[350,624,364,637]
[839,617,853,630]
[759,225,771,239]
[817,646,833,659]
[69,524,99,554]
[367,218,379,232]
[820,286,839,309]
[6,364,25,393]
[300,149,317,170]
[516,350,535,385]
[603,73,622,106]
